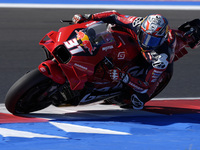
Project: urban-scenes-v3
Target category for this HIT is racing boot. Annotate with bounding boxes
[131,94,144,110]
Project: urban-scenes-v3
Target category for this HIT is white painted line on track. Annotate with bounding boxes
[0,3,200,10]
[0,127,68,139]
[152,97,200,100]
[50,122,131,135]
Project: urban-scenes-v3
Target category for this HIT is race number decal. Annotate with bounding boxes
[64,38,79,49]
[64,38,84,55]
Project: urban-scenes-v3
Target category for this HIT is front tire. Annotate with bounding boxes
[5,69,53,114]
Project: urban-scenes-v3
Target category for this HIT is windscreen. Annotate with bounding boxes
[84,22,115,47]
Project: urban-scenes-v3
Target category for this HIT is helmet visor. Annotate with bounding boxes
[139,30,163,50]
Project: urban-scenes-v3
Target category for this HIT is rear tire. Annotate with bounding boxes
[5,69,53,114]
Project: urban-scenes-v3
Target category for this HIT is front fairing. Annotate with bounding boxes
[60,22,117,90]
[40,21,140,91]
[39,22,91,52]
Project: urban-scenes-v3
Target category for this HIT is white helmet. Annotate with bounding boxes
[138,14,169,51]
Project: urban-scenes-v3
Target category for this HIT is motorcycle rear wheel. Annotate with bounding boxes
[5,69,53,114]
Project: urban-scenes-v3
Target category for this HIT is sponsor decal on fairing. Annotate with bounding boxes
[74,63,88,70]
[102,45,114,51]
[117,52,126,60]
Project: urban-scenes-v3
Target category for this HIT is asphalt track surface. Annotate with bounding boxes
[0,8,200,150]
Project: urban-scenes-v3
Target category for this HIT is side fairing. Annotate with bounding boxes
[39,21,141,91]
[60,30,140,90]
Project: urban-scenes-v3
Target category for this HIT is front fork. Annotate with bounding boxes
[38,60,81,106]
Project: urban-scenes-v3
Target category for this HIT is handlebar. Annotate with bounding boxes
[60,20,73,24]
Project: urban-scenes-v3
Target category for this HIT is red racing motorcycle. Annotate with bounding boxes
[5,19,200,114]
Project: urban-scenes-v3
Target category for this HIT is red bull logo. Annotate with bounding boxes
[75,30,95,55]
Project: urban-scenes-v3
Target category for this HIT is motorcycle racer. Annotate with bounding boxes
[72,10,200,109]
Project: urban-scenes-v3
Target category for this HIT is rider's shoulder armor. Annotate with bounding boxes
[132,17,144,33]
[143,40,175,70]
[132,17,144,27]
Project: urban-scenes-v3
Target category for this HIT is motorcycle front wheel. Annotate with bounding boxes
[5,69,53,114]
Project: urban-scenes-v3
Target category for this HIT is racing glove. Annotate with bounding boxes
[72,14,92,24]
[109,69,149,94]
[109,69,129,83]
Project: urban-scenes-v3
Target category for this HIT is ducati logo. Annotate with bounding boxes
[117,52,126,60]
